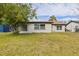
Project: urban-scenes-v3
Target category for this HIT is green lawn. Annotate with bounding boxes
[0,32,79,56]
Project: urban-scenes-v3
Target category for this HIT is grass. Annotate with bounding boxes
[0,32,79,56]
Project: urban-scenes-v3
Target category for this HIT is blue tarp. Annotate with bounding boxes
[0,25,10,32]
[0,25,3,32]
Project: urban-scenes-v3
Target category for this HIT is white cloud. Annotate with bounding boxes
[32,3,79,16]
[58,17,79,22]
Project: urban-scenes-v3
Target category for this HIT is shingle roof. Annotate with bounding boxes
[66,20,79,26]
[28,21,66,24]
[27,21,53,23]
[52,21,66,25]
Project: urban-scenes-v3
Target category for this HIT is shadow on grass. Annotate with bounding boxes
[2,32,79,37]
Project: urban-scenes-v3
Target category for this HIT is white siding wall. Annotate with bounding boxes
[66,22,79,32]
[18,24,32,33]
[32,24,52,33]
[52,25,65,32]
[19,23,52,33]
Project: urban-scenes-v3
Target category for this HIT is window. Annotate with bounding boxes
[22,25,27,31]
[34,24,45,30]
[75,26,78,29]
[40,24,45,30]
[75,26,79,32]
[34,24,39,30]
[57,25,62,30]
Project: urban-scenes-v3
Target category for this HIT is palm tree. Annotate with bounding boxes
[49,15,57,21]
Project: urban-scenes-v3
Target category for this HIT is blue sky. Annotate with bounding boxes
[32,3,79,21]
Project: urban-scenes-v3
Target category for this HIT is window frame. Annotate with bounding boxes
[40,24,45,30]
[57,25,62,30]
[21,25,27,31]
[34,23,45,30]
[34,24,40,30]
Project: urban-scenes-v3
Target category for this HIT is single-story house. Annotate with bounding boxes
[18,21,66,33]
[1,20,79,33]
[66,20,79,32]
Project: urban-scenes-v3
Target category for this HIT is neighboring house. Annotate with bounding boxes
[66,21,79,32]
[18,21,66,33]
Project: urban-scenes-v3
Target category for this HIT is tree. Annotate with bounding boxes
[49,15,57,21]
[0,3,36,33]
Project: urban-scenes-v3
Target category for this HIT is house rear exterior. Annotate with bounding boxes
[18,21,66,33]
[0,20,79,33]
